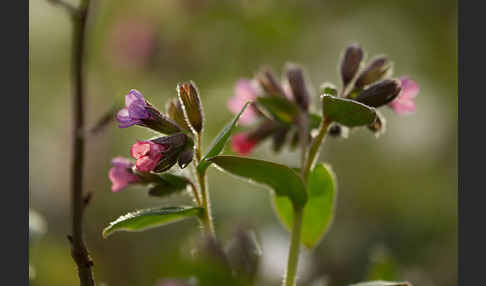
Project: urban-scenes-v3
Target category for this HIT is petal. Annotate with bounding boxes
[231,133,257,155]
[111,157,133,168]
[399,76,419,98]
[125,89,146,106]
[130,141,151,159]
[136,156,158,172]
[127,102,150,119]
[117,108,141,128]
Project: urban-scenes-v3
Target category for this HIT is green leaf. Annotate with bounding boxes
[256,96,298,124]
[197,102,251,174]
[273,163,336,248]
[208,156,307,206]
[322,95,376,127]
[102,206,202,238]
[149,174,190,197]
[309,113,322,129]
[348,281,412,286]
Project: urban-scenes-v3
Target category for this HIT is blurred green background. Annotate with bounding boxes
[29,0,457,285]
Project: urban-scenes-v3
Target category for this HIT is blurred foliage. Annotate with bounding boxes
[29,0,456,285]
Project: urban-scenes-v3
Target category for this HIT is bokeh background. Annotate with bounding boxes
[29,0,457,285]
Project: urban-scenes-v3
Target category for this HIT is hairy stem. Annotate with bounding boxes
[62,0,96,285]
[302,118,331,181]
[193,133,215,236]
[283,205,304,286]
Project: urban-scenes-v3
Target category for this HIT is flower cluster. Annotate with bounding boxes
[227,44,419,155]
[109,84,202,193]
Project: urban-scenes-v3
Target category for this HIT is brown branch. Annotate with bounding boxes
[47,0,97,284]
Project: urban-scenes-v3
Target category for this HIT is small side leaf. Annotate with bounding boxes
[256,97,299,124]
[322,95,376,127]
[348,281,412,286]
[208,156,307,207]
[197,102,250,174]
[273,163,336,248]
[102,206,202,238]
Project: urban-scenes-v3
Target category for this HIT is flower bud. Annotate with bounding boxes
[368,111,386,137]
[355,56,391,89]
[117,89,181,134]
[328,124,349,139]
[177,81,204,134]
[340,44,363,88]
[167,99,191,132]
[255,66,286,97]
[272,126,290,152]
[355,79,401,108]
[285,63,310,111]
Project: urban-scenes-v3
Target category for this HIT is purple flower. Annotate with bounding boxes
[108,157,141,192]
[228,79,260,126]
[388,76,419,115]
[117,89,151,128]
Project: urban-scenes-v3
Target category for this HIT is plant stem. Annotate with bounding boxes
[61,0,95,285]
[302,118,331,181]
[193,133,215,236]
[283,205,304,286]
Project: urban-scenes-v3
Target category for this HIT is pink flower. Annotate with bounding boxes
[108,157,141,192]
[228,79,259,125]
[130,141,167,172]
[231,133,258,155]
[108,19,157,69]
[388,76,419,115]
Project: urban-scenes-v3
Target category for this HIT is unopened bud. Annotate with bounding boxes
[177,81,204,134]
[355,79,401,108]
[368,111,386,137]
[272,126,289,152]
[355,56,391,89]
[340,44,363,88]
[167,99,191,132]
[286,64,310,111]
[328,124,349,139]
[255,67,285,97]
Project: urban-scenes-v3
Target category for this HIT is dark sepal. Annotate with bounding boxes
[355,79,401,108]
[255,66,286,97]
[178,147,194,169]
[142,104,182,134]
[340,43,364,89]
[272,126,290,152]
[285,63,310,111]
[354,56,391,89]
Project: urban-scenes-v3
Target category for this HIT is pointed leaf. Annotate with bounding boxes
[208,156,307,206]
[102,206,202,238]
[322,95,376,127]
[349,281,412,286]
[197,102,250,174]
[273,163,336,248]
[256,96,299,124]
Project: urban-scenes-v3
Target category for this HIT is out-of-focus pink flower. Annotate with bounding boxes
[130,141,167,172]
[109,18,157,68]
[231,133,258,155]
[228,79,259,125]
[108,157,141,192]
[388,76,419,115]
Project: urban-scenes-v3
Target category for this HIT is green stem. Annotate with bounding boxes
[194,133,215,237]
[302,118,331,181]
[283,205,304,286]
[196,169,215,236]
